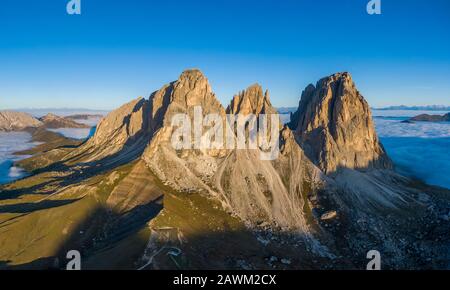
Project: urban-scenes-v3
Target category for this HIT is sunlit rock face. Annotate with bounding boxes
[142,69,228,190]
[39,113,89,129]
[2,70,450,270]
[289,72,392,174]
[141,70,327,244]
[0,111,42,131]
[147,69,226,132]
[226,84,277,116]
[67,97,152,163]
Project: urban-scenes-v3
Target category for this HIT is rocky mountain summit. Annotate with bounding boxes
[0,111,90,132]
[0,70,449,270]
[289,72,392,174]
[39,113,90,129]
[226,84,277,116]
[141,71,321,239]
[0,111,42,131]
[409,112,450,122]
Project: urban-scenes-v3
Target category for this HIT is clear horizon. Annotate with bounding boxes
[3,103,450,112]
[1,0,450,110]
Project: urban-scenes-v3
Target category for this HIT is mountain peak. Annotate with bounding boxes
[226,83,275,116]
[147,69,224,133]
[0,111,42,131]
[325,71,351,80]
[39,113,89,129]
[289,72,392,173]
[316,71,352,84]
[41,113,59,120]
[179,69,205,80]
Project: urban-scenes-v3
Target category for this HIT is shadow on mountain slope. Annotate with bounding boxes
[0,196,163,270]
[0,133,151,202]
[0,180,55,201]
[1,174,449,270]
[0,195,347,270]
[0,199,80,214]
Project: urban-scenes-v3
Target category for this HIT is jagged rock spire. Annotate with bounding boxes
[289,72,392,173]
[226,84,276,116]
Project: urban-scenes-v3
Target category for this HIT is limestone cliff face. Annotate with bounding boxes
[142,71,328,248]
[289,72,392,174]
[68,97,152,163]
[0,111,42,131]
[148,69,225,133]
[91,98,150,146]
[213,125,326,234]
[226,84,277,116]
[142,70,227,194]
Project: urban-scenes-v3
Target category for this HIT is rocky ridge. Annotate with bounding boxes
[226,84,277,116]
[65,98,152,163]
[409,113,450,122]
[39,113,90,129]
[0,111,42,131]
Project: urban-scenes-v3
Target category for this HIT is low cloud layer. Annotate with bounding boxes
[48,128,94,140]
[0,132,37,184]
[375,118,450,138]
[374,110,450,189]
[381,137,450,189]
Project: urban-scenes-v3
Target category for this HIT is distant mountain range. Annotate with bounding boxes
[0,111,92,132]
[277,107,298,114]
[374,105,450,111]
[7,108,109,118]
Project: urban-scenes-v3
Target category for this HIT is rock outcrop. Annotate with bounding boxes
[67,97,152,163]
[0,111,42,131]
[142,69,228,193]
[39,113,90,129]
[147,69,226,133]
[409,113,450,122]
[226,84,277,116]
[289,72,392,174]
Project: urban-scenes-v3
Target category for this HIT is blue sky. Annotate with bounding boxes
[0,0,449,110]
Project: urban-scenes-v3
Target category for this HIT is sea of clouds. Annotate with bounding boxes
[0,116,100,184]
[380,137,450,189]
[48,127,96,140]
[47,116,100,140]
[0,132,39,184]
[374,118,450,138]
[373,110,450,189]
